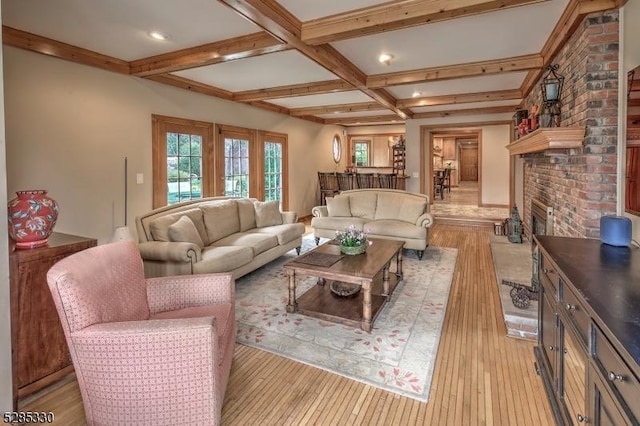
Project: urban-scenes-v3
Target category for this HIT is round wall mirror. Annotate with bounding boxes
[332,134,342,163]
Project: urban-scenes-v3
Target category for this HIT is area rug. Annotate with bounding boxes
[235,236,457,402]
[489,234,538,340]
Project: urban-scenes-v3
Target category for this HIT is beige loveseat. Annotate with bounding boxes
[136,197,305,278]
[311,189,434,259]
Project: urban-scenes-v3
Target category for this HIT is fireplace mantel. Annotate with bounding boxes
[507,126,585,155]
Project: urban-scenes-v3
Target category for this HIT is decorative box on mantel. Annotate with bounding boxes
[507,126,585,156]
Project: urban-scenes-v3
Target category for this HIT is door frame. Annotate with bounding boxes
[423,128,483,206]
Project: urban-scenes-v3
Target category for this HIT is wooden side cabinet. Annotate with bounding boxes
[534,236,640,426]
[10,232,97,408]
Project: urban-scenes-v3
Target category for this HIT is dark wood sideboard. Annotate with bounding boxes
[9,232,97,408]
[534,235,640,425]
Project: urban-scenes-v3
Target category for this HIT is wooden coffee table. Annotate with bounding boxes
[283,238,404,332]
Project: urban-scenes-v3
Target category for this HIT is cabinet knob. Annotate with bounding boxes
[542,268,555,274]
[608,372,625,382]
[549,346,555,352]
[576,414,587,423]
[565,303,576,312]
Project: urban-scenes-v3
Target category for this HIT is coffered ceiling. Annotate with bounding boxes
[0,0,625,126]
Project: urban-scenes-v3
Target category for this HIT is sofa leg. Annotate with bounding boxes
[417,250,424,260]
[296,246,301,255]
[314,237,320,246]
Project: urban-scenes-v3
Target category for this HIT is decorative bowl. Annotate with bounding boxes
[340,244,366,256]
[330,281,361,297]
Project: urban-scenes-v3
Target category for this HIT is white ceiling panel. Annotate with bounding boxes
[331,0,569,75]
[1,0,260,61]
[266,91,374,109]
[173,50,339,92]
[276,0,391,22]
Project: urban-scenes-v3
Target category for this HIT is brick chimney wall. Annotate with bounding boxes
[521,11,619,238]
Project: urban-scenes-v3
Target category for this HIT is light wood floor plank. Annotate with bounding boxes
[18,224,555,425]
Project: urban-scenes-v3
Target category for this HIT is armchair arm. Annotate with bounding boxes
[137,241,201,262]
[281,211,298,224]
[146,273,234,314]
[312,206,328,217]
[416,212,435,228]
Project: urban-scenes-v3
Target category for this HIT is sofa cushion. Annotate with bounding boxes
[311,217,368,232]
[249,223,305,245]
[326,196,351,217]
[168,215,205,248]
[200,200,240,243]
[194,246,253,274]
[375,193,427,223]
[366,219,427,240]
[211,232,278,256]
[254,200,283,227]
[149,208,208,245]
[237,198,257,231]
[348,192,378,220]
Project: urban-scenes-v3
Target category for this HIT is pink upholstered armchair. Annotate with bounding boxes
[46,240,235,425]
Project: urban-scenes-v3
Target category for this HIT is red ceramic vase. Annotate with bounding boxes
[7,190,59,249]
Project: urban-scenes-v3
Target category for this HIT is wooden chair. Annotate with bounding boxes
[378,173,398,189]
[337,173,355,191]
[433,170,445,200]
[442,168,452,193]
[356,173,376,189]
[318,172,339,205]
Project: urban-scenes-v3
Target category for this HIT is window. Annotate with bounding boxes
[259,131,288,209]
[152,115,213,208]
[353,141,370,166]
[153,117,288,208]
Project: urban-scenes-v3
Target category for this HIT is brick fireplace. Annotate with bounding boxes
[518,11,619,238]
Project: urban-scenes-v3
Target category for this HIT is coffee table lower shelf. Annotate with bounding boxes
[293,274,400,331]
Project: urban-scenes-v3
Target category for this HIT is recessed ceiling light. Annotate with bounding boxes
[149,31,169,41]
[378,53,393,65]
[412,91,422,98]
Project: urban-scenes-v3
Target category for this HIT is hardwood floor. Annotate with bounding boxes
[19,224,554,425]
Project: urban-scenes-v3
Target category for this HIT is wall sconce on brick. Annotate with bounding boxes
[540,64,565,128]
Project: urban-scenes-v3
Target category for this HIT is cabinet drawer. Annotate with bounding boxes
[561,286,589,345]
[539,254,559,297]
[593,325,640,422]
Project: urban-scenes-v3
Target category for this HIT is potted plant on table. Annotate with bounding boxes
[336,225,370,255]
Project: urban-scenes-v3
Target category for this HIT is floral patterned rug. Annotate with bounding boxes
[235,236,457,402]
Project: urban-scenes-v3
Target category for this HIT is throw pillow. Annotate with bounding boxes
[254,200,283,227]
[326,196,351,217]
[200,200,240,243]
[168,215,205,248]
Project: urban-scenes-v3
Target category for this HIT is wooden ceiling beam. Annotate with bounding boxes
[324,115,404,125]
[367,54,542,88]
[144,74,234,100]
[289,102,387,117]
[411,105,519,119]
[2,26,130,74]
[217,0,413,119]
[397,89,522,108]
[130,32,288,77]
[234,79,354,102]
[301,0,549,45]
[520,0,627,98]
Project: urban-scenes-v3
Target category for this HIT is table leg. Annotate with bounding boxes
[286,269,297,313]
[396,249,404,280]
[382,264,390,297]
[362,282,372,332]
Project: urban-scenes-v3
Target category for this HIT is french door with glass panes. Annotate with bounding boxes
[215,124,257,198]
[152,115,213,208]
[258,131,288,210]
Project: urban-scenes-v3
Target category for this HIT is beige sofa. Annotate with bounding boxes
[136,197,305,278]
[311,189,434,259]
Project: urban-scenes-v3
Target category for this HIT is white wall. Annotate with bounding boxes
[0,2,13,412]
[3,47,342,244]
[621,1,640,244]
